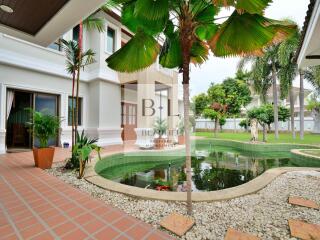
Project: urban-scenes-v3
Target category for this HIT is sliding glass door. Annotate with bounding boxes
[34,93,59,147]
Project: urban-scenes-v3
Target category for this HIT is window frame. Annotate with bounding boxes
[68,96,83,126]
[105,26,117,54]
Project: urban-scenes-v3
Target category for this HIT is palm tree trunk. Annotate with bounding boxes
[289,85,295,139]
[299,71,304,140]
[272,62,279,139]
[71,71,76,151]
[181,26,193,216]
[75,22,83,143]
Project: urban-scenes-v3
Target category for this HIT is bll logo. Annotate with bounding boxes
[142,99,178,117]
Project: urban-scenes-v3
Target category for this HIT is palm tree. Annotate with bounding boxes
[105,0,295,215]
[61,40,95,160]
[278,20,300,139]
[72,1,113,145]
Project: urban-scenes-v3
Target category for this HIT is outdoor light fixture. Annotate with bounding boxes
[0,5,14,13]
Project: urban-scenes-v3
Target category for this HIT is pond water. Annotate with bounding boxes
[96,143,319,192]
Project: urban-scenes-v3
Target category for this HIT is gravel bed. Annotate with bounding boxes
[46,163,320,240]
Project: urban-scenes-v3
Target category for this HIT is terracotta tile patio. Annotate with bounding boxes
[0,147,175,240]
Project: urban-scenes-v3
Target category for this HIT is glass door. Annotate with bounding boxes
[34,93,59,147]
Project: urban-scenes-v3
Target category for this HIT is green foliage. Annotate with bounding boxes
[192,93,209,117]
[239,119,250,129]
[222,74,252,115]
[203,109,218,121]
[106,0,295,72]
[153,118,167,137]
[219,117,226,127]
[61,39,96,75]
[66,130,101,170]
[26,109,61,148]
[247,104,290,126]
[207,84,226,104]
[307,95,320,112]
[304,66,320,95]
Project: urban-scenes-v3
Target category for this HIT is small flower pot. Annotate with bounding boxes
[32,147,55,169]
[178,135,185,145]
[154,138,166,150]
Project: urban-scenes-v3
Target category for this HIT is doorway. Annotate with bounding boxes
[6,91,33,150]
[121,102,137,141]
[6,90,59,151]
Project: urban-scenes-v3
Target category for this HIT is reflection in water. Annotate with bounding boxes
[114,150,291,192]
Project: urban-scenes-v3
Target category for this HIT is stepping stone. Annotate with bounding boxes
[224,228,260,240]
[289,197,319,209]
[160,212,195,237]
[289,219,320,240]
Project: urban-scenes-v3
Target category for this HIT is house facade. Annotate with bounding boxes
[0,9,182,153]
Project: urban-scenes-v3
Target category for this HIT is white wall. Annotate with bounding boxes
[196,117,315,132]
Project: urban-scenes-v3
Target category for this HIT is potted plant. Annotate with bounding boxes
[178,119,185,145]
[27,109,61,169]
[153,118,167,150]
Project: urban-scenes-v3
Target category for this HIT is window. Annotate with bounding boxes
[68,97,82,126]
[73,25,80,42]
[106,27,116,53]
[48,39,62,51]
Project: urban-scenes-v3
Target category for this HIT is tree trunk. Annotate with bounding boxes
[71,71,76,152]
[272,62,279,139]
[299,71,304,140]
[289,85,296,139]
[262,124,267,142]
[181,38,193,216]
[75,22,83,144]
[214,117,218,137]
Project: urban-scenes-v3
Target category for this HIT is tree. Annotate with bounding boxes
[247,104,289,142]
[105,0,295,215]
[192,93,209,117]
[278,20,300,139]
[219,117,226,132]
[222,72,252,132]
[307,94,320,134]
[206,83,226,137]
[61,40,95,169]
[203,108,219,136]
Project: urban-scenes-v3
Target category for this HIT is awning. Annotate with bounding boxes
[0,0,105,46]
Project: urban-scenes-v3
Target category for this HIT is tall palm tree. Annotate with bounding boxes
[105,0,295,215]
[61,40,96,149]
[278,20,300,139]
[73,1,113,144]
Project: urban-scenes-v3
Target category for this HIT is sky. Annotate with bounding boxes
[188,0,311,97]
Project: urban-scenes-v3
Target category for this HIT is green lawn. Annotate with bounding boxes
[195,131,320,145]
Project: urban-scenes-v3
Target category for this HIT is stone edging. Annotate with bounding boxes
[83,140,320,202]
[291,149,320,161]
[85,167,320,202]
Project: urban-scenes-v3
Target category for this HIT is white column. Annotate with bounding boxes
[137,78,156,128]
[168,84,179,129]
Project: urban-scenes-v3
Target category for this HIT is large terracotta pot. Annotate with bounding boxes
[178,135,185,145]
[154,138,166,150]
[33,147,55,169]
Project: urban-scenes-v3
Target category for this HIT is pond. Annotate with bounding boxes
[95,143,320,192]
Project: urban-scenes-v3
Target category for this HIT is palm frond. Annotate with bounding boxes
[106,29,160,72]
[209,11,296,57]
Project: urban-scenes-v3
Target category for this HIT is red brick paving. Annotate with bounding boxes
[0,147,175,240]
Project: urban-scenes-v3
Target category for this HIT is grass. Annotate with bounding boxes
[195,131,320,145]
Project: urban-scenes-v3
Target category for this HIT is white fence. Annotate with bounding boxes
[195,117,315,132]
